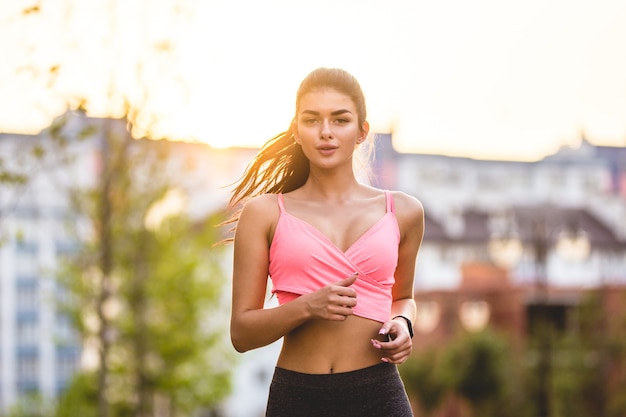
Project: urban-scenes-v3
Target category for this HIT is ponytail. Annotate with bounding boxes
[220,125,309,240]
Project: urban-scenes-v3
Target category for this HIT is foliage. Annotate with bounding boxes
[7,2,233,414]
[5,394,54,417]
[402,289,626,417]
[550,334,600,417]
[549,290,626,417]
[56,128,233,416]
[400,350,446,416]
[401,330,530,417]
[54,372,98,417]
[444,331,523,417]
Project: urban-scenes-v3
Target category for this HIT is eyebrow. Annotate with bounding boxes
[300,109,353,116]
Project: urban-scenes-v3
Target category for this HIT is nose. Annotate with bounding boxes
[320,119,332,139]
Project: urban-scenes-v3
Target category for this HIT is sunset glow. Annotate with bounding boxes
[1,0,625,160]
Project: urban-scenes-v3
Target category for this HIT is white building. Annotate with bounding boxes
[0,118,96,409]
[371,133,626,290]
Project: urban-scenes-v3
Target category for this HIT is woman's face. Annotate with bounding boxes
[294,88,369,171]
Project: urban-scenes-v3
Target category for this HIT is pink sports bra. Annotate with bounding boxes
[268,191,400,323]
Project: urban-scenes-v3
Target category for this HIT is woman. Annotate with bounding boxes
[228,67,424,417]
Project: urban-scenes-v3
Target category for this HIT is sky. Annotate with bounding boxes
[1,0,625,161]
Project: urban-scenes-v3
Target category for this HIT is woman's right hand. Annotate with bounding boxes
[303,273,358,321]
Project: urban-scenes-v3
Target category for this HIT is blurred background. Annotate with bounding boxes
[1,1,625,416]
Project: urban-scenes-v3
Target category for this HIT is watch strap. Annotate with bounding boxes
[392,315,414,339]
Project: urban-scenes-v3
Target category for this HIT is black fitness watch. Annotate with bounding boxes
[393,315,414,339]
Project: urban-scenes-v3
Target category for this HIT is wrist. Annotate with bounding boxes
[299,293,314,320]
[392,315,414,339]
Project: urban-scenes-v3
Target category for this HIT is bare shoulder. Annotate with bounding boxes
[237,194,280,235]
[390,191,424,219]
[241,193,279,216]
[389,191,424,235]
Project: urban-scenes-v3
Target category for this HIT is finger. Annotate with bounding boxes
[371,341,411,364]
[385,349,412,364]
[329,304,354,320]
[333,272,359,287]
[384,354,406,365]
[334,293,357,307]
[379,319,408,341]
[378,324,391,340]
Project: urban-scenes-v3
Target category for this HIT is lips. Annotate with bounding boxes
[317,145,338,151]
[317,145,338,156]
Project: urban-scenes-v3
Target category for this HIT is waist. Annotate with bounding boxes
[272,362,398,388]
[276,315,386,374]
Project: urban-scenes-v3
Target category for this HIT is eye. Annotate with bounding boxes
[302,118,318,125]
[334,118,349,124]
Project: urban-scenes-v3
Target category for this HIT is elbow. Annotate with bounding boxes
[230,326,251,353]
[231,337,248,353]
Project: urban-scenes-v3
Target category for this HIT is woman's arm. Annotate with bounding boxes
[230,195,306,352]
[390,191,424,322]
[372,191,424,363]
[230,194,358,353]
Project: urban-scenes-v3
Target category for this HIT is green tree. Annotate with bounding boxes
[56,124,233,417]
[440,331,514,417]
[400,349,446,416]
[402,330,529,417]
[54,372,99,417]
[548,289,626,417]
[6,2,231,415]
[6,394,54,417]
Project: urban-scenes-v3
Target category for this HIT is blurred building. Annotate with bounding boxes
[0,120,96,409]
[1,113,625,415]
[0,111,254,413]
[372,133,626,290]
[372,132,626,332]
[369,133,626,416]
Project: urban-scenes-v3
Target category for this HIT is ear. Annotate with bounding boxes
[357,120,370,144]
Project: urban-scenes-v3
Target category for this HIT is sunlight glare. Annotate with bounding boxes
[1,0,626,160]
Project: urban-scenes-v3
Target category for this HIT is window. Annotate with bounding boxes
[16,317,39,346]
[526,303,572,335]
[16,353,39,394]
[55,314,79,345]
[56,349,79,382]
[15,251,38,279]
[16,282,39,313]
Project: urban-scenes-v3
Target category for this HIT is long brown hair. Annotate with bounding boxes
[225,68,371,232]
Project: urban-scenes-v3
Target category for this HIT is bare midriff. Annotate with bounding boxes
[276,315,386,374]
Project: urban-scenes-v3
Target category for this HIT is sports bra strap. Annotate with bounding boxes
[385,190,395,214]
[277,194,286,213]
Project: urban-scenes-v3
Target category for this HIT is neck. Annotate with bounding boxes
[301,167,363,201]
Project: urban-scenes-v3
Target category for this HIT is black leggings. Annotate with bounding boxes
[266,362,414,417]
